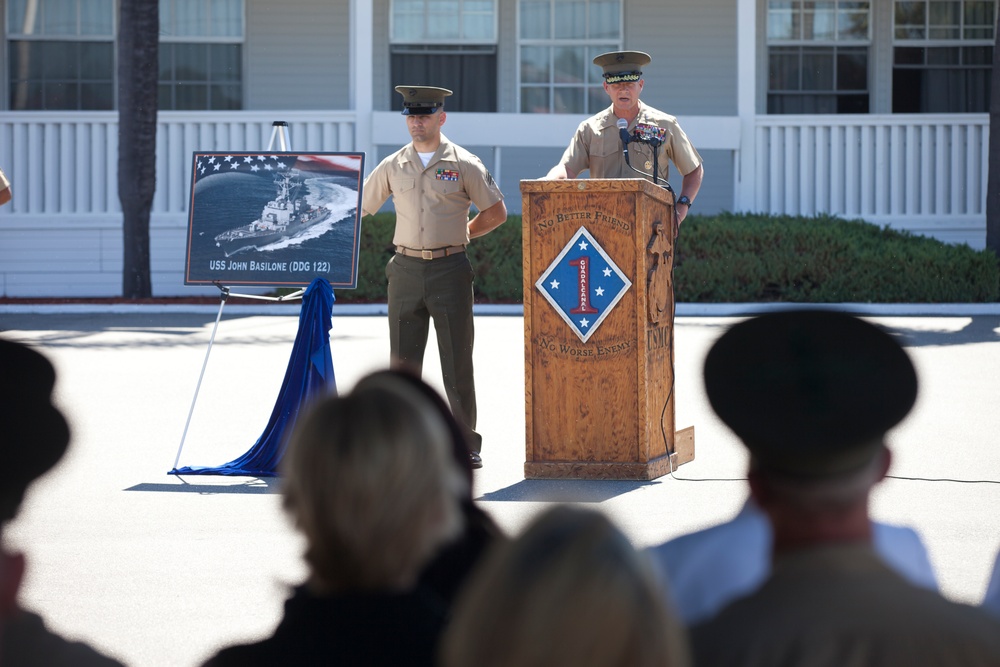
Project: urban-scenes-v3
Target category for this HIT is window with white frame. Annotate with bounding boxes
[6,0,116,110]
[519,0,621,114]
[892,0,995,113]
[390,0,498,112]
[158,0,244,111]
[766,0,871,114]
[5,0,243,111]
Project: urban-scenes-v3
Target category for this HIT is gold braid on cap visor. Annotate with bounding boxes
[604,71,642,84]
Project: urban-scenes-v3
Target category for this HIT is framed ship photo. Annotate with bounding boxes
[184,151,366,288]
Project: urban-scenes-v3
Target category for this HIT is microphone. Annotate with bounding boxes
[617,118,631,164]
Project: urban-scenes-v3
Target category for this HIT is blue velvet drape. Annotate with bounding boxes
[171,277,336,477]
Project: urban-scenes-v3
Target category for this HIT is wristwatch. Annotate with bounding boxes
[676,195,692,209]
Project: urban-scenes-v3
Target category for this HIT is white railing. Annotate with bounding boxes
[0,110,990,296]
[0,111,358,216]
[753,114,989,224]
[1,110,987,225]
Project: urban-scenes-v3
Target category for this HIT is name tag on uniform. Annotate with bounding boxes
[436,169,459,181]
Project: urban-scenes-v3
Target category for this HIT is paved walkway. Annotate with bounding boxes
[1,306,999,667]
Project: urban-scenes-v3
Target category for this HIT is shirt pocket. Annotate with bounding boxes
[589,132,621,177]
[390,177,415,193]
[430,167,463,197]
[592,131,619,159]
[390,177,417,209]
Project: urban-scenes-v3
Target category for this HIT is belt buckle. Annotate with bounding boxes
[421,249,434,260]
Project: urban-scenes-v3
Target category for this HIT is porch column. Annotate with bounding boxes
[350,0,374,166]
[736,0,757,212]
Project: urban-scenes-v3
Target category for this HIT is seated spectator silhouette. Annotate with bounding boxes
[648,496,939,624]
[354,369,504,609]
[688,310,1000,666]
[0,338,125,666]
[440,505,690,667]
[201,370,467,667]
[983,548,1000,619]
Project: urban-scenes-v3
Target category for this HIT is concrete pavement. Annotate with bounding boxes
[1,305,999,667]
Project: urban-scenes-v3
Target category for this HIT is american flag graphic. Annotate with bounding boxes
[192,153,363,183]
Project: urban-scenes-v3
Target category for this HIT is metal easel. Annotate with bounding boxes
[172,120,303,470]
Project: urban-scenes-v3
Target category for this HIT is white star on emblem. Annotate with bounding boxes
[578,240,589,250]
[229,162,239,169]
[224,155,233,162]
[264,163,273,170]
[212,163,221,171]
[549,279,560,289]
[579,318,590,328]
[243,156,253,164]
[603,267,612,277]
[595,287,605,296]
[250,165,260,172]
[257,155,266,161]
[277,161,287,169]
[207,156,217,164]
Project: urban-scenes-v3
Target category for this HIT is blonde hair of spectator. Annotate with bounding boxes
[280,377,466,593]
[441,505,690,667]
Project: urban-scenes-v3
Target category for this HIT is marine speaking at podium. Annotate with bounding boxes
[544,50,704,228]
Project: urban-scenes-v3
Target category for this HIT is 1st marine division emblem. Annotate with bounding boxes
[535,226,632,343]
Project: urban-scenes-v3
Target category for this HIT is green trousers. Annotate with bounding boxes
[386,252,481,453]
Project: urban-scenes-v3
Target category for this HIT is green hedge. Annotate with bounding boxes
[332,212,999,304]
[675,212,998,303]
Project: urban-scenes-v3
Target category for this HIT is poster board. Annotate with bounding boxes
[184,152,365,288]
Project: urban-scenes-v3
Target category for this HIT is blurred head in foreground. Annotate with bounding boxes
[440,505,690,667]
[354,368,504,606]
[280,370,466,593]
[704,308,917,521]
[0,338,71,524]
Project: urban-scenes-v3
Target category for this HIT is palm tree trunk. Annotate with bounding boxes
[118,0,159,298]
[987,12,1000,257]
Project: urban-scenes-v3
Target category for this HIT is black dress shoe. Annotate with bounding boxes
[469,451,483,469]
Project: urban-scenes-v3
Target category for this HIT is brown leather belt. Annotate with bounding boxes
[395,245,466,260]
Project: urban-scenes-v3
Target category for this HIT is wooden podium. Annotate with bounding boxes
[521,178,694,480]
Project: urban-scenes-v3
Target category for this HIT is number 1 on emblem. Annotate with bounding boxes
[569,257,598,314]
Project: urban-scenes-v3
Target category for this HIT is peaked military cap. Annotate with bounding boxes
[703,309,917,479]
[593,51,651,84]
[395,85,452,115]
[0,338,71,522]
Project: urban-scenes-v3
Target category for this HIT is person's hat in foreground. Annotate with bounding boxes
[592,51,651,84]
[0,338,71,522]
[395,85,453,115]
[703,309,917,479]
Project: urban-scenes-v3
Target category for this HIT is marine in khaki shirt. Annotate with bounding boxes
[546,51,703,226]
[362,136,503,249]
[361,86,506,469]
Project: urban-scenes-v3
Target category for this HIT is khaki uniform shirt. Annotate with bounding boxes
[691,544,1000,667]
[362,133,503,249]
[558,101,702,184]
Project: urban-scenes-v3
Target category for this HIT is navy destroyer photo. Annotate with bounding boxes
[214,168,331,257]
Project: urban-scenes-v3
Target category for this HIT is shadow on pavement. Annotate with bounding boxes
[477,478,662,503]
[125,477,280,494]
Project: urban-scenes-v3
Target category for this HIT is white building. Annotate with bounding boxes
[0,0,993,297]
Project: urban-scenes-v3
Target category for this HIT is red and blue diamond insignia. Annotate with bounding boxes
[535,226,632,343]
[436,169,459,181]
